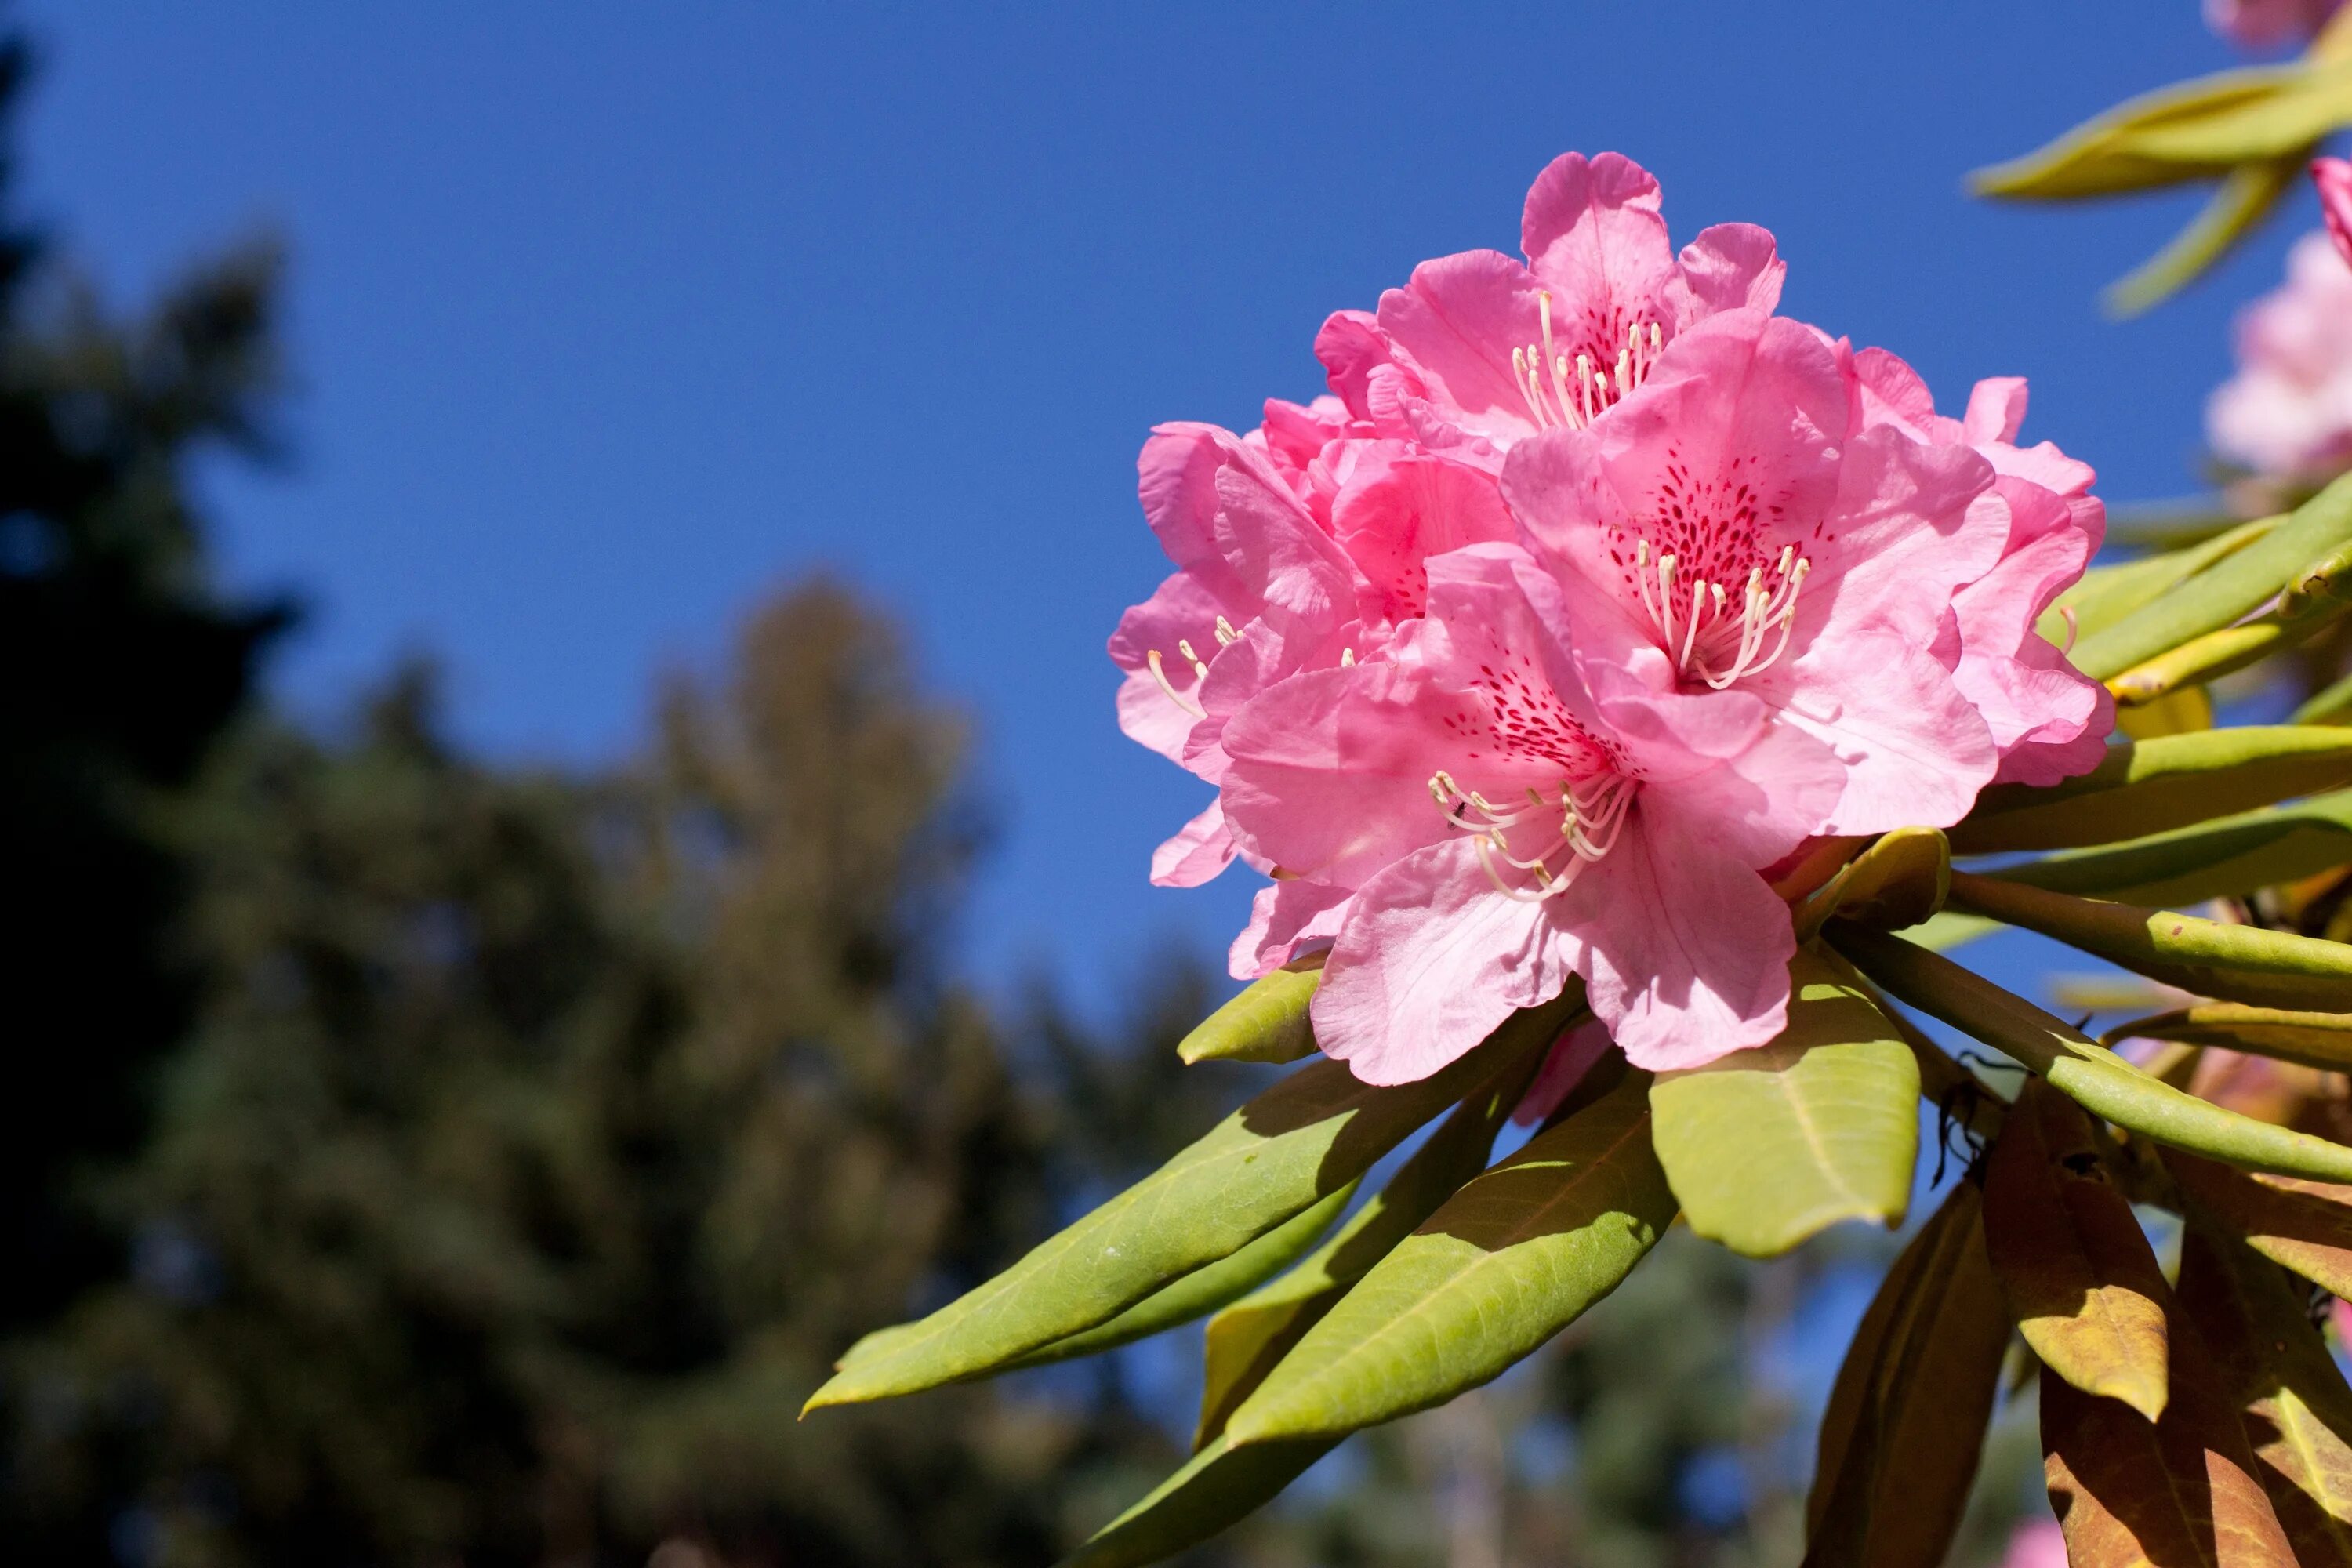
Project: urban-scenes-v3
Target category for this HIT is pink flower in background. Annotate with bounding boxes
[2206,0,2343,47]
[1109,418,1515,887]
[1315,152,1784,465]
[1500,309,2013,837]
[1846,351,2114,786]
[2319,157,2352,266]
[2209,231,2352,484]
[1998,1520,2068,1568]
[1221,544,1842,1080]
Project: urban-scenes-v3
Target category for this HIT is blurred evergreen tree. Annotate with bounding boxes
[0,24,290,1331]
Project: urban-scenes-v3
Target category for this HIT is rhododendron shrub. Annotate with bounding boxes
[814,134,2352,1568]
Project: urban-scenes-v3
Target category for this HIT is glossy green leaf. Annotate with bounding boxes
[2106,153,2312,318]
[1058,1433,1337,1568]
[1949,724,2352,855]
[1195,1029,1552,1445]
[1805,1180,2009,1566]
[1946,871,2352,1013]
[1827,924,2352,1183]
[806,1007,1561,1410]
[1651,951,1917,1258]
[1972,64,2317,199]
[1221,1067,1672,1446]
[2045,516,2284,646]
[2071,471,2352,681]
[2164,1149,2352,1300]
[1791,827,1948,941]
[1988,788,2352,906]
[1005,1181,1356,1371]
[2108,619,2303,708]
[1983,1082,2171,1421]
[2171,1221,2352,1565]
[2105,1004,2352,1073]
[1178,958,1320,1065]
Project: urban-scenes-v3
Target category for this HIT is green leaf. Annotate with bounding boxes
[805,1005,1562,1411]
[1058,1433,1337,1568]
[1650,950,1918,1258]
[2071,472,2352,681]
[2045,516,2284,646]
[2172,1219,2352,1565]
[1827,924,2352,1184]
[1805,1179,2009,1567]
[1987,788,2352,906]
[1982,1081,2171,1421]
[1221,1066,1673,1446]
[1972,64,2319,199]
[2163,1149,2352,1300]
[2105,153,2312,318]
[2103,1003,2352,1073]
[1948,725,2352,855]
[1005,1181,1356,1371]
[1946,870,2352,1013]
[1178,957,1320,1065]
[1791,827,1948,941]
[1195,1028,1552,1446]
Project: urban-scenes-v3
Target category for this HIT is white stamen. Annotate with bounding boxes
[1624,539,1814,689]
[1214,615,1240,647]
[1432,769,1636,903]
[1146,650,1206,718]
[1176,639,1210,681]
[2056,605,2078,655]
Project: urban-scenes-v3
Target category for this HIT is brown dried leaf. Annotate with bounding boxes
[1984,1081,2172,1421]
[1802,1180,2009,1566]
[2167,1149,2352,1299]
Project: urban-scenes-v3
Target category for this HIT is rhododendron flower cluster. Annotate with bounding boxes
[2209,226,2352,485]
[1110,153,2111,1081]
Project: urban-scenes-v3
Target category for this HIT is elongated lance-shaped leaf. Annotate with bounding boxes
[1971,63,2321,199]
[2174,1218,2352,1565]
[2113,532,2352,699]
[1991,788,2352,907]
[2106,1004,2352,1073]
[1791,827,1947,941]
[2048,516,2285,646]
[2119,684,2219,740]
[2041,1331,2297,1567]
[1802,1179,2009,1567]
[2071,471,2352,681]
[1946,870,2352,1013]
[805,1002,1564,1411]
[1828,924,2352,1183]
[1983,1080,2172,1421]
[1057,1433,1337,1568]
[1221,1066,1673,1447]
[1652,950,1918,1258]
[2106,152,2313,318]
[1004,1181,1356,1372]
[2165,1149,2352,1300]
[1949,725,2352,855]
[1194,1025,1554,1446]
[1178,956,1320,1065]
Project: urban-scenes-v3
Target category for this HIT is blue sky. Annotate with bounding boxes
[17,2,2325,1011]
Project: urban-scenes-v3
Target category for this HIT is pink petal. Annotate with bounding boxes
[1310,838,1576,1084]
[1519,151,1677,343]
[2320,157,2352,268]
[1512,1018,1615,1126]
[1962,377,2030,445]
[1374,249,1549,449]
[1769,619,1998,835]
[1108,569,1223,764]
[1330,452,1515,624]
[1664,222,1787,328]
[1315,309,1404,424]
[1152,798,1239,888]
[1229,876,1354,979]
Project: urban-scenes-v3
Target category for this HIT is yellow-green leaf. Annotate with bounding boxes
[1805,1179,2009,1567]
[1973,64,2316,199]
[1791,827,1948,941]
[1179,956,1321,1065]
[2105,1004,2352,1073]
[2106,153,2311,318]
[1982,1081,2171,1421]
[1194,1031,1551,1446]
[1828,924,2352,1184]
[1946,871,2352,1013]
[1006,1182,1356,1371]
[2046,515,2284,645]
[1988,788,2352,906]
[1949,725,2352,855]
[1058,1434,1336,1568]
[1221,1067,1672,1446]
[1651,951,1918,1258]
[2164,1149,2352,1300]
[806,1006,1562,1411]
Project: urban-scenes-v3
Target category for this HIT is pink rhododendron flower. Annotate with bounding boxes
[2209,231,2352,483]
[2206,0,2343,47]
[1315,152,1784,465]
[1108,417,1514,886]
[1220,544,1842,1079]
[2320,156,2352,267]
[1499,308,2014,837]
[1844,350,2114,786]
